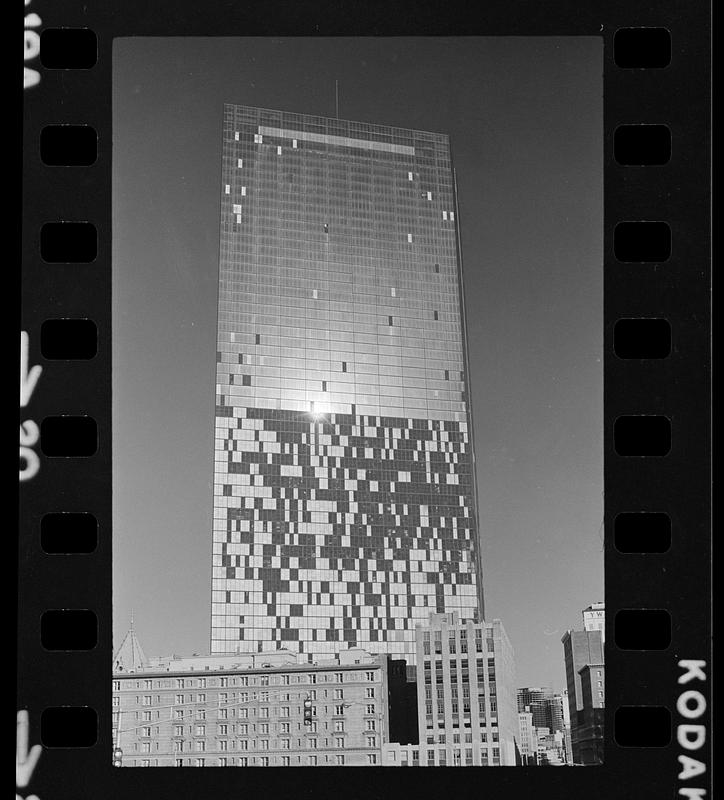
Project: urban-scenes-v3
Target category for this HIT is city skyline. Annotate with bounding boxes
[113,36,603,690]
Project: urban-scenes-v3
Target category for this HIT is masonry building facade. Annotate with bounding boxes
[382,613,517,766]
[112,634,404,767]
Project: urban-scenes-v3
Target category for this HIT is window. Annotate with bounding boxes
[112,697,120,707]
[334,689,343,700]
[142,696,152,706]
[224,184,230,195]
[308,755,317,766]
[174,726,184,736]
[443,210,448,220]
[366,736,376,747]
[334,720,344,732]
[366,719,376,731]
[365,688,375,698]
[341,361,347,373]
[407,233,413,243]
[219,740,228,752]
[237,158,243,168]
[388,316,393,326]
[367,754,377,764]
[142,727,151,737]
[335,737,344,748]
[282,756,290,766]
[366,704,375,714]
[277,146,282,155]
[219,724,228,735]
[408,172,413,181]
[335,754,345,765]
[434,310,438,320]
[281,738,290,749]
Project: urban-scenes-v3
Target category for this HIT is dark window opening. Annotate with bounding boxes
[434,263,440,273]
[342,362,347,373]
[444,370,450,381]
[242,375,251,387]
[255,334,260,345]
[322,381,327,392]
[434,310,439,321]
[388,316,393,326]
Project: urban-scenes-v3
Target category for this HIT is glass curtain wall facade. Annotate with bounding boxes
[211,104,483,663]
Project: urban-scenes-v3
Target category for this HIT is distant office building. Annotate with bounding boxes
[112,628,406,767]
[560,688,573,764]
[517,709,537,765]
[382,613,517,766]
[516,687,564,733]
[577,663,604,765]
[582,602,605,642]
[210,105,484,664]
[562,620,604,764]
[535,728,568,766]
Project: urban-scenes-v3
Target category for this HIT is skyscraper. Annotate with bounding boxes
[211,105,483,664]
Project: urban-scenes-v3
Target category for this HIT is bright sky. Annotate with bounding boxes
[113,37,603,690]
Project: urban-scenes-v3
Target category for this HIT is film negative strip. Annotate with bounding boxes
[19,2,711,798]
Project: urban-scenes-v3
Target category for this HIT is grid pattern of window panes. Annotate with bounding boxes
[211,105,483,662]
